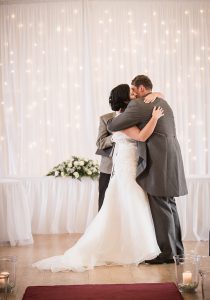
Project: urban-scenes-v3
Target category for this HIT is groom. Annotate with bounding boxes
[108,75,188,264]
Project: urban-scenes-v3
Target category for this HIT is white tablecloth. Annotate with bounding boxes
[0,178,33,246]
[0,177,98,246]
[177,177,210,241]
[0,176,210,246]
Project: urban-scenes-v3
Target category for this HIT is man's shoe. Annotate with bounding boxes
[164,258,174,264]
[145,258,174,265]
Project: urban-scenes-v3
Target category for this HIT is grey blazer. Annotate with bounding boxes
[96,112,115,174]
[108,98,188,197]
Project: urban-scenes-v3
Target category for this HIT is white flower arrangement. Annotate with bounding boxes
[46,156,99,180]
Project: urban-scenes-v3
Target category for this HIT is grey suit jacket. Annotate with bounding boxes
[96,112,115,174]
[108,98,188,197]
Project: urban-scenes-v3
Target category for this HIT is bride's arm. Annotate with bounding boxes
[122,106,164,142]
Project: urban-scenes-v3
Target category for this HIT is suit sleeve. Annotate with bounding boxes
[96,116,113,149]
[107,100,153,132]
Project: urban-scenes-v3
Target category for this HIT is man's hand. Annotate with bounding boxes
[144,92,165,103]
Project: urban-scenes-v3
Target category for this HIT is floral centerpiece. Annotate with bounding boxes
[46,156,99,180]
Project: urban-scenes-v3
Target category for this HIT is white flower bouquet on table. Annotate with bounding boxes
[46,156,99,180]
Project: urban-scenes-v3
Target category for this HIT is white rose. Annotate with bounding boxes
[55,171,59,177]
[73,161,79,166]
[73,172,79,178]
[87,170,92,175]
[68,162,72,168]
[61,172,65,177]
[79,161,85,166]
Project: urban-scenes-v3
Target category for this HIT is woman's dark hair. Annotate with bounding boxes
[109,84,130,111]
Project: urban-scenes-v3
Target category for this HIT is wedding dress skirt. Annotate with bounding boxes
[33,132,160,272]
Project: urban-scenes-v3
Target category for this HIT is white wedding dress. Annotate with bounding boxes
[33,132,160,272]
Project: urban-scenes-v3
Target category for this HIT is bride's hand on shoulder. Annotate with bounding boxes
[152,106,164,120]
[144,92,165,103]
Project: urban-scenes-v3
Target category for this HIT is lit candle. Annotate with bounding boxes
[0,272,9,283]
[0,276,5,286]
[183,271,192,284]
[1,272,9,278]
[0,271,11,293]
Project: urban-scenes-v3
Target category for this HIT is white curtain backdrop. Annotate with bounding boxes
[0,0,210,176]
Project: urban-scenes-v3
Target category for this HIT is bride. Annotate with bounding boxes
[33,84,164,272]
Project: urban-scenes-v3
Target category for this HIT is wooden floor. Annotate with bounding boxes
[0,235,209,300]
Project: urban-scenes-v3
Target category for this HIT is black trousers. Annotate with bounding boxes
[147,194,184,259]
[98,172,111,211]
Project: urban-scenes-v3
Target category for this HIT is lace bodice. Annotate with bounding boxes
[112,132,136,145]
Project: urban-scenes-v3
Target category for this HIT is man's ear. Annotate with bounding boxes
[139,85,145,92]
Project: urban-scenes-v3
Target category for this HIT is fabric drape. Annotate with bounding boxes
[0,0,209,177]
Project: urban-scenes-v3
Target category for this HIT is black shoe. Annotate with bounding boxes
[164,258,174,264]
[145,258,174,265]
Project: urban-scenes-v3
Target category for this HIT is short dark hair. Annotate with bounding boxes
[131,75,153,90]
[109,84,130,111]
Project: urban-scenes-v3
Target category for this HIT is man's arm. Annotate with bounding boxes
[107,99,153,132]
[96,116,113,149]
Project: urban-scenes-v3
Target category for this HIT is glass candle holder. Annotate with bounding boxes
[173,254,200,293]
[0,256,17,294]
[199,256,210,300]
